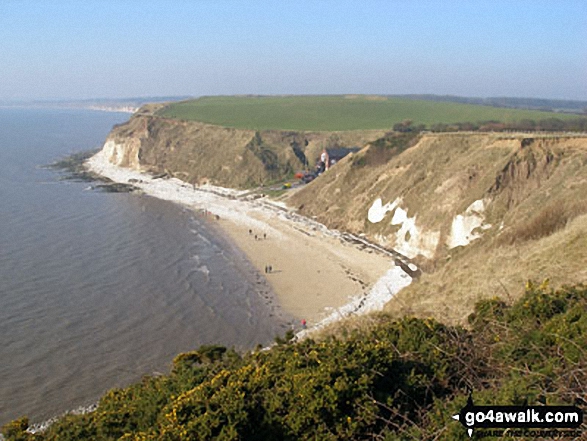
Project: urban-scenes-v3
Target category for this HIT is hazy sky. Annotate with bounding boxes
[1,0,585,101]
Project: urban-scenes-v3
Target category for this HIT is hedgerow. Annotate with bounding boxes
[3,282,586,440]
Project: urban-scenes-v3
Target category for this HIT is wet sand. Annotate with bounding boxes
[86,148,413,330]
[217,211,391,324]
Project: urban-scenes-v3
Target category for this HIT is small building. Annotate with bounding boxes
[318,147,360,171]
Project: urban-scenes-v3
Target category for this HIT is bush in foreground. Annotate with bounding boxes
[3,282,586,440]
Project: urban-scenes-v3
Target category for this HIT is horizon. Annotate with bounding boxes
[1,1,585,101]
[4,93,587,106]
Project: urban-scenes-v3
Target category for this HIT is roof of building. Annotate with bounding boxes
[324,147,361,158]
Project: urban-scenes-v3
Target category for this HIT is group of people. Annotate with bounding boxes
[249,229,267,241]
[201,209,220,220]
[264,265,273,274]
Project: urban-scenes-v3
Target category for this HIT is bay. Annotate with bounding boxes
[0,108,287,425]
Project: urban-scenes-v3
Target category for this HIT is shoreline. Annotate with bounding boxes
[7,146,414,438]
[85,148,413,330]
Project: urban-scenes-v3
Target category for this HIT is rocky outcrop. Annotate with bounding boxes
[101,139,142,169]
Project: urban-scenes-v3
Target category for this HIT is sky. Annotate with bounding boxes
[0,0,585,101]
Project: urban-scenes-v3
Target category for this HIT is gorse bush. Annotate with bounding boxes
[4,282,586,440]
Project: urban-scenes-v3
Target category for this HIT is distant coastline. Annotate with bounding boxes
[0,104,136,113]
[0,96,192,114]
[85,105,137,113]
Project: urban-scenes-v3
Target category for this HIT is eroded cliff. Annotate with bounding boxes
[288,132,587,322]
[99,108,587,323]
[100,106,386,188]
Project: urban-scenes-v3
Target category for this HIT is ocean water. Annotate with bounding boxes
[0,108,289,426]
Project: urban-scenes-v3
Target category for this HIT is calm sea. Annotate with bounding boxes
[0,108,289,426]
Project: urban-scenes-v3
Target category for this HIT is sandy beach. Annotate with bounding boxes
[86,149,413,330]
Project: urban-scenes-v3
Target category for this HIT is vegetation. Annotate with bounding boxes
[428,117,587,133]
[244,131,293,178]
[156,96,580,131]
[4,282,586,440]
[499,200,587,245]
[352,132,421,168]
[395,94,587,114]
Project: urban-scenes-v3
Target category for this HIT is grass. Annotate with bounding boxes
[156,95,578,131]
[386,213,587,324]
[263,188,289,198]
[499,200,587,245]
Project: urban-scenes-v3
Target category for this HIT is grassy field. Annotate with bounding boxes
[156,95,578,131]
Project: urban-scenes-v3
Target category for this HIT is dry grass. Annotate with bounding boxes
[289,134,587,327]
[385,213,587,325]
[499,200,587,245]
[290,133,518,237]
[306,311,396,342]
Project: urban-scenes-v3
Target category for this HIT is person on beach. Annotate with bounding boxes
[301,319,307,329]
[263,233,266,239]
[249,229,252,235]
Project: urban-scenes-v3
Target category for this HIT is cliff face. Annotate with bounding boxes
[99,109,587,322]
[288,132,587,322]
[100,107,386,188]
[290,133,587,257]
[102,113,278,188]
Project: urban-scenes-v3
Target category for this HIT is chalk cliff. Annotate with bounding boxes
[288,132,587,322]
[99,105,385,188]
[97,108,587,322]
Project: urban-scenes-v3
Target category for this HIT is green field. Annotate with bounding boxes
[156,95,578,131]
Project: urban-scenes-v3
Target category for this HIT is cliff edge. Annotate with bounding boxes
[288,132,587,322]
[98,109,587,323]
[100,105,385,188]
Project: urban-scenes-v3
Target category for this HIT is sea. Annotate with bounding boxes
[0,108,289,426]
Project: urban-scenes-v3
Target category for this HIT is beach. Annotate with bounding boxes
[86,148,413,330]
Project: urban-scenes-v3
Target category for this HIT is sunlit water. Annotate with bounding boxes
[0,108,289,425]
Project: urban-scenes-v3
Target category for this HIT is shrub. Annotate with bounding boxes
[4,283,586,441]
[353,132,420,168]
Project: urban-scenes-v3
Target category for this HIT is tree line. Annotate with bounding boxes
[393,117,587,133]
